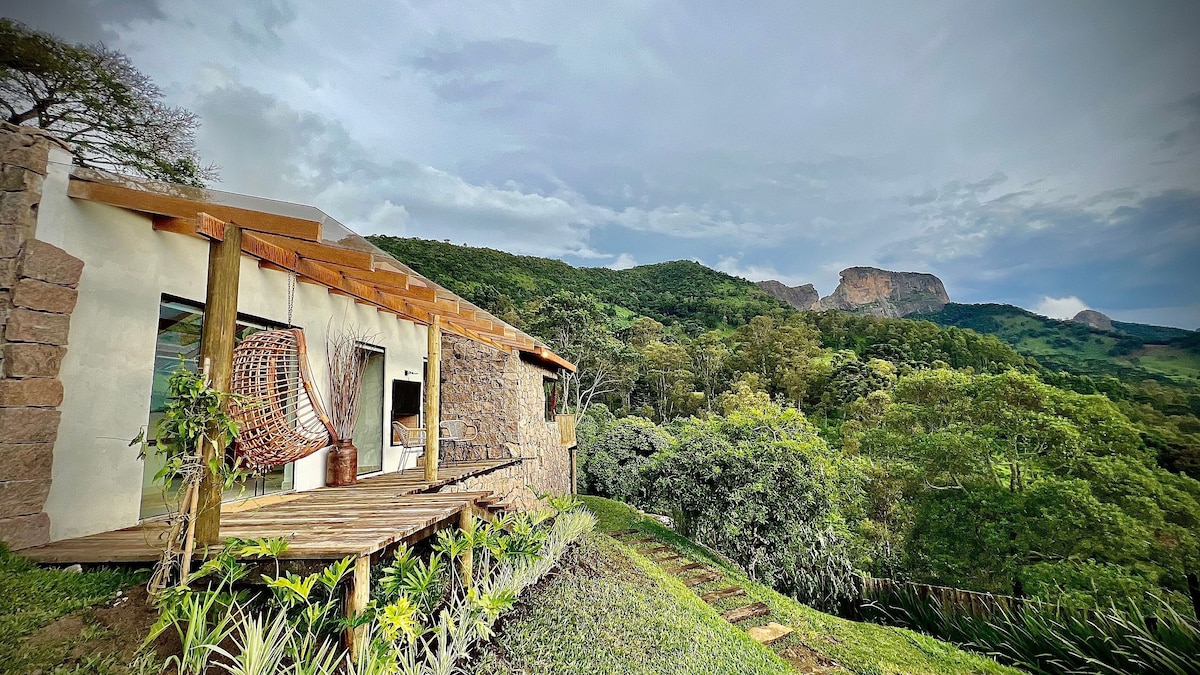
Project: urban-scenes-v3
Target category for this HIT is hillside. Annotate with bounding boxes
[916,303,1200,389]
[369,236,790,333]
[473,498,1021,675]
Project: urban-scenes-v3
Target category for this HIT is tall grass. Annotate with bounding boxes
[861,585,1200,675]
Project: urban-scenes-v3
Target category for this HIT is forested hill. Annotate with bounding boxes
[916,303,1200,390]
[369,236,789,333]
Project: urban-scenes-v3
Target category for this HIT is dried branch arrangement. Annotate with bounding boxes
[326,326,377,441]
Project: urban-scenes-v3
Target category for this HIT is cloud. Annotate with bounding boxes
[11,0,1200,327]
[1034,296,1089,319]
[715,255,813,288]
[608,253,637,270]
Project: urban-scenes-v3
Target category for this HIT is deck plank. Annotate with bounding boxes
[20,458,519,564]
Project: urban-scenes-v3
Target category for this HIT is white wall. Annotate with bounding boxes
[37,153,428,541]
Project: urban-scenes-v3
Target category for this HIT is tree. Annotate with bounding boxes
[525,291,635,418]
[650,402,866,609]
[1,20,215,186]
[690,330,730,411]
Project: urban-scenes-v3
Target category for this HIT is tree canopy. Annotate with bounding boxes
[0,19,215,186]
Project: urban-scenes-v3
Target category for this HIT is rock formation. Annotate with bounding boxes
[818,267,950,318]
[1071,309,1114,332]
[756,280,820,311]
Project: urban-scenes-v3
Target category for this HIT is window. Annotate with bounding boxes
[353,344,385,475]
[543,376,559,422]
[391,379,422,446]
[140,296,289,519]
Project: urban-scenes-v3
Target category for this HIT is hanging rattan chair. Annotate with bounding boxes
[231,328,335,472]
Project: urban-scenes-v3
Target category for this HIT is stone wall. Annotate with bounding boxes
[437,333,571,511]
[438,334,519,461]
[0,125,82,549]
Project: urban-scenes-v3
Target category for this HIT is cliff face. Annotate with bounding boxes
[819,267,950,317]
[1072,309,1114,332]
[756,280,820,310]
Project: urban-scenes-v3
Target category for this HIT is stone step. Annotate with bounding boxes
[701,586,746,603]
[639,544,672,556]
[627,535,657,545]
[665,561,704,574]
[722,602,770,623]
[683,570,720,587]
[746,622,793,644]
[610,528,639,537]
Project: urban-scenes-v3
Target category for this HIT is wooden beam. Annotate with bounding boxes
[196,212,226,240]
[196,217,242,546]
[68,177,322,241]
[151,216,199,238]
[424,317,441,483]
[252,232,375,271]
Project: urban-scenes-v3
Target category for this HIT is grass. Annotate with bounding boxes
[0,544,149,673]
[569,497,1025,675]
[472,530,794,675]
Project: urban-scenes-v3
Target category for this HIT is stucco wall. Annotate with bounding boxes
[32,154,429,542]
[437,334,570,511]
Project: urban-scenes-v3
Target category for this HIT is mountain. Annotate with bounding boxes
[917,303,1200,389]
[756,267,952,318]
[1072,309,1114,331]
[374,236,1198,389]
[369,236,789,333]
[754,280,819,310]
[817,267,951,317]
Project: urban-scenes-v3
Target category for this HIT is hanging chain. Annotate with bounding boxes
[287,269,296,326]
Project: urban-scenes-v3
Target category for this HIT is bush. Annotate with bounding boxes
[581,416,670,502]
[650,402,866,610]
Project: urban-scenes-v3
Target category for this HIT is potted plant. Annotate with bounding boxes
[326,328,373,486]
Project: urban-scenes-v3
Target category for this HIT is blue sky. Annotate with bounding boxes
[6,0,1199,327]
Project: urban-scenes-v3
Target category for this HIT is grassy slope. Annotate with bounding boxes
[473,531,793,675]
[918,303,1200,388]
[475,498,1022,675]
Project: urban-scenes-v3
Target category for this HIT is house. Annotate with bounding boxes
[0,124,578,555]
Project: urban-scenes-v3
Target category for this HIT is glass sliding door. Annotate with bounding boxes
[354,346,385,475]
[140,297,293,519]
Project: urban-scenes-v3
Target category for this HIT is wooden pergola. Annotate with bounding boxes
[66,174,576,371]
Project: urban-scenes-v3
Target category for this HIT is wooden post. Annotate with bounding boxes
[344,554,371,658]
[195,216,242,547]
[569,444,578,494]
[459,508,473,590]
[424,316,441,483]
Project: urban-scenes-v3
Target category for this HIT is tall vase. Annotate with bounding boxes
[327,439,358,486]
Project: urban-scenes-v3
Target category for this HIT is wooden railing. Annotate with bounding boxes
[556,413,577,446]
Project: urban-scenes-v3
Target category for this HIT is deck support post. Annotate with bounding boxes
[344,554,371,659]
[459,508,473,589]
[196,215,242,547]
[424,316,441,482]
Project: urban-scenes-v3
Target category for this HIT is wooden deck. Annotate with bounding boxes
[20,458,520,564]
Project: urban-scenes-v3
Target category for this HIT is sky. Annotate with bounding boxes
[5,1,1199,328]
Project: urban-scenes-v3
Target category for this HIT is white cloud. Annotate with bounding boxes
[608,253,637,270]
[715,255,813,288]
[1033,296,1089,319]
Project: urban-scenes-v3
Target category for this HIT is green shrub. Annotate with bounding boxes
[581,416,669,502]
[650,402,866,609]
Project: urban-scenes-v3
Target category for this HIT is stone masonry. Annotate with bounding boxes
[437,333,571,512]
[0,125,82,549]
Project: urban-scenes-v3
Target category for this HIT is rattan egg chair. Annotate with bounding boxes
[230,328,336,472]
